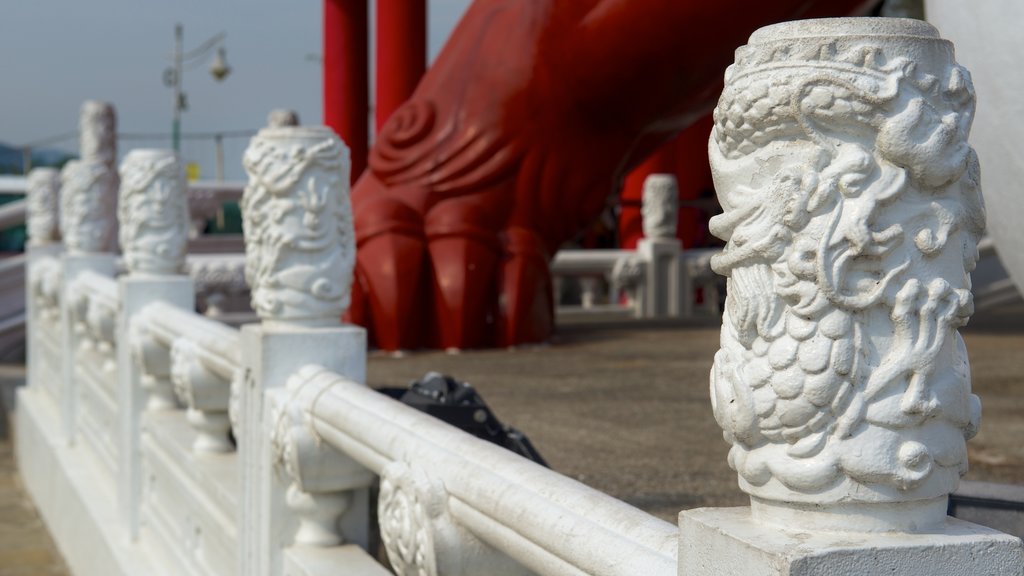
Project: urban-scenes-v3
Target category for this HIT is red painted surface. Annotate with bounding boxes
[376,0,427,131]
[323,0,369,182]
[346,0,876,351]
[619,115,715,251]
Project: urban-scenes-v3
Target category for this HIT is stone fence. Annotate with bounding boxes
[16,17,1024,576]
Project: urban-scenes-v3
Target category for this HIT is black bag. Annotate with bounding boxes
[379,372,547,467]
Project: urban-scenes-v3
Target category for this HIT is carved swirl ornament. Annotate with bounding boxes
[241,127,355,325]
[60,159,118,254]
[379,461,443,576]
[708,19,984,506]
[118,150,190,275]
[26,168,60,245]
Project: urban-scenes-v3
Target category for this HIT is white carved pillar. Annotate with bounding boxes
[237,126,369,576]
[266,109,300,128]
[679,18,1023,576]
[115,148,195,538]
[58,101,119,443]
[26,168,61,247]
[637,174,684,318]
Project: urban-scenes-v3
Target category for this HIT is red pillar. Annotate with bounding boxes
[324,0,369,182]
[375,0,427,131]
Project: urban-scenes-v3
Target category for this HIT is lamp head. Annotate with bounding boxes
[209,47,231,81]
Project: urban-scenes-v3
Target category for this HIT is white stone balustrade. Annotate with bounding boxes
[550,181,721,319]
[13,80,1023,576]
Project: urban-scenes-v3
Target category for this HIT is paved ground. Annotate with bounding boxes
[0,305,1020,572]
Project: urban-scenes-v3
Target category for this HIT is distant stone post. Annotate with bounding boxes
[680,18,1023,575]
[26,168,61,248]
[637,174,684,318]
[115,148,195,538]
[237,126,370,575]
[58,101,119,443]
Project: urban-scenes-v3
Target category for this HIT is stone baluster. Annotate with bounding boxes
[637,174,685,318]
[58,101,119,443]
[115,148,195,538]
[680,18,1023,575]
[237,126,370,575]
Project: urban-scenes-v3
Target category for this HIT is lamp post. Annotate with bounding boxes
[165,23,231,153]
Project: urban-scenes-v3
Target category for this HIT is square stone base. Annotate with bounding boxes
[680,507,1024,576]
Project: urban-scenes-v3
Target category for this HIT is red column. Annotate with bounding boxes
[324,0,369,182]
[375,0,427,131]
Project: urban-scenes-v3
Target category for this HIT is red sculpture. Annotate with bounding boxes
[348,0,875,351]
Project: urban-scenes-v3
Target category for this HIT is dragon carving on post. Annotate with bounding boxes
[348,0,875,350]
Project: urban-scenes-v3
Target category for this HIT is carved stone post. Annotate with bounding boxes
[266,109,300,128]
[237,126,370,575]
[679,18,1023,576]
[115,148,195,538]
[637,174,684,318]
[58,101,119,443]
[26,168,61,247]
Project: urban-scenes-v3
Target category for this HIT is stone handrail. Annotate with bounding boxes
[273,364,678,576]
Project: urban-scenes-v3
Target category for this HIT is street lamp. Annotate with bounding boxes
[164,23,231,152]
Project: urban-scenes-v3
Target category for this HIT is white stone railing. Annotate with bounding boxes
[18,26,1024,575]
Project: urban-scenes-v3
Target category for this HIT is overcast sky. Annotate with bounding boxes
[0,0,472,178]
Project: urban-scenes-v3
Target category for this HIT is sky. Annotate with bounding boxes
[0,0,472,179]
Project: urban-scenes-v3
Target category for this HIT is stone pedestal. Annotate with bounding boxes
[239,324,369,576]
[680,507,1024,576]
[636,237,682,318]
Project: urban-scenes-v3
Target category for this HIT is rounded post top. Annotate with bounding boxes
[749,17,940,44]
